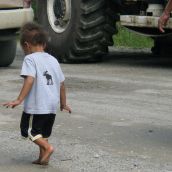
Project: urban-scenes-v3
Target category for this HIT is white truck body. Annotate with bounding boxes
[119,1,172,37]
[0,0,33,30]
[0,0,23,8]
[0,0,33,67]
[0,8,33,30]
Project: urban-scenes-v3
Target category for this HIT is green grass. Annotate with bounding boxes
[32,0,37,18]
[113,25,154,48]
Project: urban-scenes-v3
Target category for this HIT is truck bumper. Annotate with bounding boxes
[120,15,172,29]
[0,8,34,30]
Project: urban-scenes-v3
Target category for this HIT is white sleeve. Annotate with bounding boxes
[58,64,65,83]
[20,57,36,78]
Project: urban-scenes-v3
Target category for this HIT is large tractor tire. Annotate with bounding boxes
[36,0,118,62]
[0,40,17,67]
[151,36,172,56]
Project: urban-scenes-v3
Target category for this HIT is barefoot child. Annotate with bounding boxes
[3,22,71,165]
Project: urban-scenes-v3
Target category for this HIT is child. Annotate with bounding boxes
[3,22,71,165]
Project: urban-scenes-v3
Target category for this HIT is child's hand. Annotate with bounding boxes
[3,100,21,108]
[60,105,72,114]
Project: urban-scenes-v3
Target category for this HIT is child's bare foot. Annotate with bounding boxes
[33,138,54,166]
[40,145,54,165]
[39,161,49,166]
[32,159,49,166]
[32,159,41,165]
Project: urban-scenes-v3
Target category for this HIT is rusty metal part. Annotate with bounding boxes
[120,15,172,29]
[120,15,172,37]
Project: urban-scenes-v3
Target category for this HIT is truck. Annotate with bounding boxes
[35,0,172,62]
[0,0,33,67]
[0,0,171,66]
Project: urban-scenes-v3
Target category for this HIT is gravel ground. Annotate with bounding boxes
[0,46,172,172]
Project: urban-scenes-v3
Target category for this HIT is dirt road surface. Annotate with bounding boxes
[0,46,172,172]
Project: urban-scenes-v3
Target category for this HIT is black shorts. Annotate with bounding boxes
[20,112,56,141]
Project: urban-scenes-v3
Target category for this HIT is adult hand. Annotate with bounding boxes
[158,11,170,33]
[60,105,72,114]
[3,99,21,108]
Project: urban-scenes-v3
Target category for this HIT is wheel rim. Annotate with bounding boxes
[47,0,71,33]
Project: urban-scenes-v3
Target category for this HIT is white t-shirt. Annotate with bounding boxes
[20,52,65,114]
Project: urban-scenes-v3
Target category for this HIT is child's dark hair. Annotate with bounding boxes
[20,22,48,47]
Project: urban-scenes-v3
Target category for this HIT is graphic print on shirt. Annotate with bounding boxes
[43,70,53,85]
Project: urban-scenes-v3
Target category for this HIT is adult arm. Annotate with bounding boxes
[23,0,32,8]
[158,0,172,32]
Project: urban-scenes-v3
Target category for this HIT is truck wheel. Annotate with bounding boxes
[36,0,118,62]
[152,36,172,56]
[0,40,17,67]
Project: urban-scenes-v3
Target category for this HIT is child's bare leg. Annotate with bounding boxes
[33,138,54,165]
[32,138,48,164]
[32,146,44,164]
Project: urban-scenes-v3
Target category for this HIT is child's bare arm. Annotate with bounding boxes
[3,76,34,108]
[60,82,71,113]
